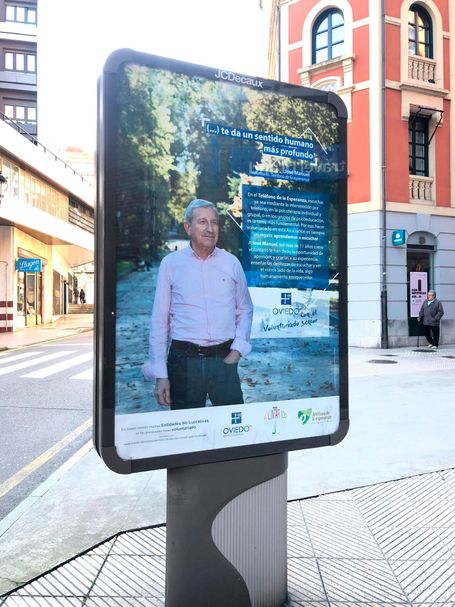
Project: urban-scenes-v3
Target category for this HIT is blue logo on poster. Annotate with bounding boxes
[281,293,292,305]
[231,412,242,424]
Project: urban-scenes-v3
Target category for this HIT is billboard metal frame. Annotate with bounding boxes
[95,49,349,473]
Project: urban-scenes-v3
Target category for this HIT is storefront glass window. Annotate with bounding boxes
[1,155,69,220]
[17,273,25,316]
[26,273,36,324]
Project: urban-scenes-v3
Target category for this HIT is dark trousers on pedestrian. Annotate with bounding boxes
[424,324,440,347]
[167,340,244,410]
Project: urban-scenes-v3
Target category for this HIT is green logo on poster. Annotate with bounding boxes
[298,409,312,425]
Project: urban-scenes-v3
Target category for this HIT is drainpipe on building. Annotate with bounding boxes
[380,0,389,349]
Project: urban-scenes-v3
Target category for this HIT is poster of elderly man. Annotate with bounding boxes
[95,50,348,471]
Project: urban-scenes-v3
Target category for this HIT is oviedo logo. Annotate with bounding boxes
[297,408,312,425]
[223,412,252,436]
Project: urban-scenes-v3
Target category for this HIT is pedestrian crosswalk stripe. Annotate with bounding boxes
[0,351,76,376]
[0,351,44,365]
[70,368,93,380]
[22,352,93,378]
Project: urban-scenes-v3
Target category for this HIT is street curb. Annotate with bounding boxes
[0,441,93,539]
[0,328,93,352]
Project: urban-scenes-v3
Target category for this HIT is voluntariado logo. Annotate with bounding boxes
[297,408,312,425]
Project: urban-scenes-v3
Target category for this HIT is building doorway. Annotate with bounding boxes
[407,245,433,337]
[17,271,43,326]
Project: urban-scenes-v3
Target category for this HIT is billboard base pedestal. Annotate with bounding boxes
[166,452,288,607]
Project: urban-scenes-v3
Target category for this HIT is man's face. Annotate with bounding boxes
[184,207,219,253]
[428,292,435,300]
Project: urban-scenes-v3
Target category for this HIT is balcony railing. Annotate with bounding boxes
[0,110,91,185]
[69,206,94,234]
[408,56,436,84]
[409,175,434,203]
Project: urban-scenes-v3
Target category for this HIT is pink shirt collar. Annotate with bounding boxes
[188,243,218,260]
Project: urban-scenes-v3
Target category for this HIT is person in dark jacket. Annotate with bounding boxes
[418,290,444,349]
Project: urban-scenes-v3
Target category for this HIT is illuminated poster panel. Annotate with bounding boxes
[95,50,349,472]
[410,271,428,317]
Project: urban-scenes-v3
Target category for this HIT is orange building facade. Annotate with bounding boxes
[268,0,455,347]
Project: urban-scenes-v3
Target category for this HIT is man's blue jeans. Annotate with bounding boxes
[167,341,244,410]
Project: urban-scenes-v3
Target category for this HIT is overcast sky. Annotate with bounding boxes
[38,0,269,153]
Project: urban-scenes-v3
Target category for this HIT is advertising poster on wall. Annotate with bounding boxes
[96,50,348,472]
[410,271,428,317]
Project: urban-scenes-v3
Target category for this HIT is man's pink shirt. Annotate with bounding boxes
[143,246,253,379]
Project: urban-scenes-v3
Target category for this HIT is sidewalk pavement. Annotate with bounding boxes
[0,314,94,351]
[2,468,455,606]
[1,321,455,603]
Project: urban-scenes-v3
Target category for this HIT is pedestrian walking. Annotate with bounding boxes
[418,290,444,349]
[79,288,86,305]
[73,287,79,304]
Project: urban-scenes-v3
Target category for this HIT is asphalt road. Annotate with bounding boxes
[0,333,93,519]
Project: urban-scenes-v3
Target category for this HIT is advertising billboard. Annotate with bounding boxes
[410,271,428,317]
[95,50,349,472]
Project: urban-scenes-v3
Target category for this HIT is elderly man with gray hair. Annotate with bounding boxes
[418,290,444,349]
[143,199,253,410]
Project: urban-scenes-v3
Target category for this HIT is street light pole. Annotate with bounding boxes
[380,0,389,349]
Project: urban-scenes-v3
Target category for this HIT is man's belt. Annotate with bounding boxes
[170,339,233,357]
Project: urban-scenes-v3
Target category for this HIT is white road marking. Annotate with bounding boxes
[22,352,93,378]
[0,351,44,365]
[70,368,93,380]
[0,351,76,376]
[43,343,93,347]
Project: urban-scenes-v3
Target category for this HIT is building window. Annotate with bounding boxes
[4,103,37,125]
[408,4,433,58]
[4,51,36,73]
[409,115,429,176]
[312,9,344,64]
[5,4,36,24]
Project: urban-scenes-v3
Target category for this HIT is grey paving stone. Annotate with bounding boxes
[109,528,166,556]
[318,558,407,602]
[311,489,355,501]
[329,604,410,607]
[84,598,164,606]
[300,500,367,529]
[285,601,329,607]
[435,527,455,557]
[287,558,327,602]
[287,525,314,558]
[287,500,305,525]
[390,559,455,603]
[88,555,165,598]
[86,539,115,557]
[374,526,453,560]
[356,497,455,531]
[14,556,104,598]
[306,520,383,559]
[2,598,84,606]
